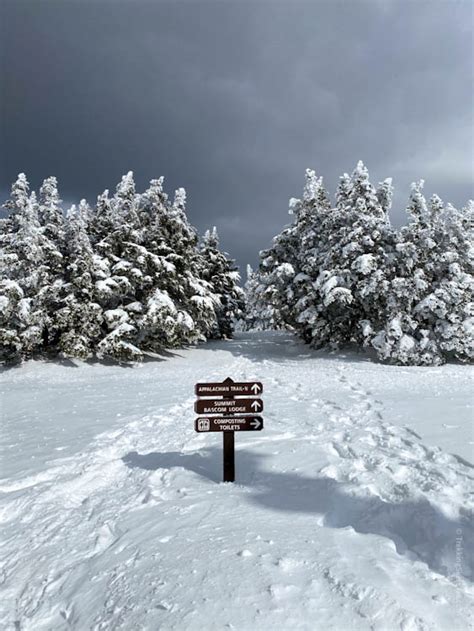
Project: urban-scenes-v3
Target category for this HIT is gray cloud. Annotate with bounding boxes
[1,0,472,269]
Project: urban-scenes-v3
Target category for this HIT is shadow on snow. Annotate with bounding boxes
[123,446,473,582]
[0,348,182,371]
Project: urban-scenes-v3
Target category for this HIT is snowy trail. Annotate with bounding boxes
[0,332,473,630]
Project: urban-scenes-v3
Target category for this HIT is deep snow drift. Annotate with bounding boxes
[0,332,473,631]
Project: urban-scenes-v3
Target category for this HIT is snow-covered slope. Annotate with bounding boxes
[1,332,473,630]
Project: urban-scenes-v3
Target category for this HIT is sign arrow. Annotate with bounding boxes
[251,400,261,411]
[250,418,262,429]
[195,381,263,397]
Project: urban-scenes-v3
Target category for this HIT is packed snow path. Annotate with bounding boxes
[1,332,473,631]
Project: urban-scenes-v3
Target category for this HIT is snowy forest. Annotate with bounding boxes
[1,162,472,366]
[0,173,244,362]
[246,161,473,366]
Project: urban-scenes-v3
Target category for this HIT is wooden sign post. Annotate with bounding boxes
[194,377,264,483]
[222,387,234,482]
[223,431,235,482]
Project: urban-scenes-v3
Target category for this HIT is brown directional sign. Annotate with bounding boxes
[194,398,264,415]
[195,381,263,397]
[194,377,264,483]
[195,416,264,432]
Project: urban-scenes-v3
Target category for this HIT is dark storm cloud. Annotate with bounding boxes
[1,0,472,269]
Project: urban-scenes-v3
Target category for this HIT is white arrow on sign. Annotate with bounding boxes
[250,418,262,429]
[251,383,261,394]
[251,400,261,411]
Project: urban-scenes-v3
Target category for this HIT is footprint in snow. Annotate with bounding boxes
[276,557,302,572]
[269,584,300,600]
[402,427,421,439]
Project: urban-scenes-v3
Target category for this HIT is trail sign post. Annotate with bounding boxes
[194,377,264,483]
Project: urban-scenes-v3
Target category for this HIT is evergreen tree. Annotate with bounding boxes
[309,162,393,349]
[39,176,65,244]
[376,178,394,214]
[0,279,24,362]
[90,189,114,244]
[37,177,67,350]
[199,227,244,338]
[77,198,93,227]
[0,177,48,358]
[92,176,219,359]
[134,177,188,352]
[256,232,297,331]
[242,265,260,330]
[371,181,443,365]
[290,169,332,342]
[94,172,147,361]
[57,204,104,359]
[412,197,473,363]
[243,264,282,331]
[157,187,219,345]
[251,178,320,334]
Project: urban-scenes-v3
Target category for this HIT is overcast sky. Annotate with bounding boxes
[1,0,472,269]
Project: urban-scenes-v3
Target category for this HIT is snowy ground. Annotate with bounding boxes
[0,331,473,631]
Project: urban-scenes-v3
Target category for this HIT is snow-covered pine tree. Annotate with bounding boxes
[77,198,93,227]
[435,199,474,362]
[89,189,114,244]
[94,172,146,361]
[135,177,197,352]
[0,182,26,361]
[376,177,394,215]
[254,179,322,334]
[56,203,105,359]
[1,173,30,281]
[85,189,114,301]
[39,177,65,244]
[241,264,281,331]
[288,170,352,348]
[89,175,220,360]
[152,186,219,346]
[248,171,332,336]
[412,196,473,363]
[36,176,67,351]
[313,161,394,350]
[0,279,24,361]
[243,265,263,330]
[199,226,244,338]
[0,176,48,359]
[371,181,443,365]
[256,228,297,331]
[290,169,332,343]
